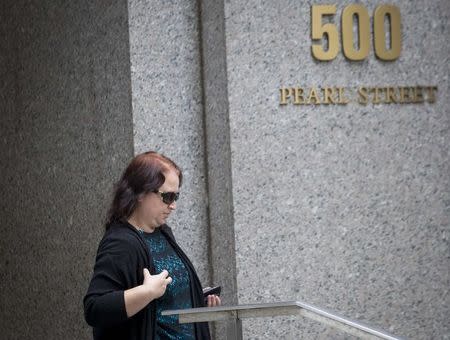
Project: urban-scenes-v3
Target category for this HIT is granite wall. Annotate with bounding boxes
[0,0,448,339]
[0,1,134,339]
[220,0,449,339]
[127,0,211,286]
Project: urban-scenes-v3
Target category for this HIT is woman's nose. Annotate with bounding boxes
[169,201,176,210]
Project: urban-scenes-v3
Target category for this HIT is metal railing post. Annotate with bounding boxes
[226,312,243,340]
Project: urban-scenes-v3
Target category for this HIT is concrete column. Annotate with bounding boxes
[127,0,211,284]
[197,0,239,337]
[0,1,134,339]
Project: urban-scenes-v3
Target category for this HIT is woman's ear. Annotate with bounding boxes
[137,193,145,203]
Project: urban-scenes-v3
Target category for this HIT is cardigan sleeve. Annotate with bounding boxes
[83,233,141,328]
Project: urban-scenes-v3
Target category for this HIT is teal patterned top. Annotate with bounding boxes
[140,228,195,340]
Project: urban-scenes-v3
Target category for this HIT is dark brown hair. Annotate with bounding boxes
[105,151,182,229]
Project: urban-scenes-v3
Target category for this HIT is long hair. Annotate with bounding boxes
[105,151,182,229]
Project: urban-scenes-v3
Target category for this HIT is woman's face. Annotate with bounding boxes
[137,169,180,229]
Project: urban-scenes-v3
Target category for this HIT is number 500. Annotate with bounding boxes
[311,4,401,61]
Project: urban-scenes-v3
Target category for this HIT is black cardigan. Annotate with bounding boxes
[83,221,211,340]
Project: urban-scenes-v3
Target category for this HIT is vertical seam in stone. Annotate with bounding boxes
[196,0,238,303]
[195,0,214,286]
[196,2,240,339]
[125,0,136,157]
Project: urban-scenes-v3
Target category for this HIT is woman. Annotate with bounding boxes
[84,151,221,340]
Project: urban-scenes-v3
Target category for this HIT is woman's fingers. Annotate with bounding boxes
[142,268,172,298]
[207,294,221,307]
[160,270,172,285]
[158,270,172,287]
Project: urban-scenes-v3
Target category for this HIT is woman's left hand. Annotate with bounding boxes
[206,294,221,307]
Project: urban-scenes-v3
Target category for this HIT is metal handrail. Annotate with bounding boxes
[162,301,404,340]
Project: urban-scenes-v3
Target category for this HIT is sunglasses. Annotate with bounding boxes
[154,190,180,205]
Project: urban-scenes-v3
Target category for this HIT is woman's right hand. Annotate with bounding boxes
[142,268,172,299]
[124,268,172,318]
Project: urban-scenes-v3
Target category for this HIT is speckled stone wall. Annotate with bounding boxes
[1,1,449,339]
[222,0,450,339]
[0,1,134,339]
[127,0,211,284]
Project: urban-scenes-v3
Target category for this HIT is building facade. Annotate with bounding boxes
[1,0,449,339]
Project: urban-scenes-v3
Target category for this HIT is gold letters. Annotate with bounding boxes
[337,87,350,104]
[425,86,438,103]
[279,88,292,105]
[294,87,305,104]
[311,4,402,61]
[357,87,369,105]
[307,87,321,104]
[322,87,336,104]
[280,86,438,105]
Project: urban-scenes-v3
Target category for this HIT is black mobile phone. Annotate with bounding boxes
[203,286,221,297]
